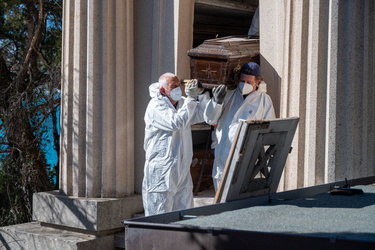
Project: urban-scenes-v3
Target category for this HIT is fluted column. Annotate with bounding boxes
[261,0,375,191]
[60,0,134,198]
[133,0,195,192]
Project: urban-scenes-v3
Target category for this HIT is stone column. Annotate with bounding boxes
[60,0,134,198]
[32,0,142,237]
[133,0,195,192]
[261,0,375,191]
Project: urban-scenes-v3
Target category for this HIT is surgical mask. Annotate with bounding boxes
[169,87,182,101]
[238,82,253,95]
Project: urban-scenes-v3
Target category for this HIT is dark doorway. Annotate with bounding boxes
[193,0,259,47]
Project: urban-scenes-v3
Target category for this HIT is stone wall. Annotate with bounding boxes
[261,0,375,191]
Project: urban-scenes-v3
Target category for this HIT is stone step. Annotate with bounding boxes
[0,222,114,250]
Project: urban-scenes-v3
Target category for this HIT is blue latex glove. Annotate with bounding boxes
[212,84,227,104]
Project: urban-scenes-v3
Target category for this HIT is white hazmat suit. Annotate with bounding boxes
[204,85,275,190]
[142,82,209,216]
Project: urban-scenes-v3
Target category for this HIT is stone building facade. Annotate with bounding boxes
[1,0,374,249]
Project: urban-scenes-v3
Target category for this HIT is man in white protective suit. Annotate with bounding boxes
[204,62,276,191]
[142,73,209,216]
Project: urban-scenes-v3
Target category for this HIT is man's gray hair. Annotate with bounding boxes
[158,72,176,88]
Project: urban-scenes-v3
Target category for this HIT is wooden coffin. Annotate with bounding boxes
[188,36,260,89]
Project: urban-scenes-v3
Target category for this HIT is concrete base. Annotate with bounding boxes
[32,191,144,233]
[0,191,218,249]
[0,191,144,250]
[0,222,114,250]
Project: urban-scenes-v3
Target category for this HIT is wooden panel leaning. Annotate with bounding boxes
[214,117,300,203]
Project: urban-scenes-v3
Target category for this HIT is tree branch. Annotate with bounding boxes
[16,0,45,86]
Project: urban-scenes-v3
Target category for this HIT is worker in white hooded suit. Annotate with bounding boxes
[204,62,276,190]
[142,73,209,216]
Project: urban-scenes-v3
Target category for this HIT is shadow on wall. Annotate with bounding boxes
[260,54,281,118]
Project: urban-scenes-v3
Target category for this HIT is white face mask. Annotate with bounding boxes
[169,86,182,101]
[238,82,253,95]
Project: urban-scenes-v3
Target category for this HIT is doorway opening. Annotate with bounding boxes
[190,0,259,204]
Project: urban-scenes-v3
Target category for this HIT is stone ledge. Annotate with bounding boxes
[33,191,143,232]
[0,222,113,250]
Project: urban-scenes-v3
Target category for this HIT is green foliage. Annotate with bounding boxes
[0,158,32,226]
[0,0,62,227]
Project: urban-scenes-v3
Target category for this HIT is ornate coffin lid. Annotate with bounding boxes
[188,36,260,60]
